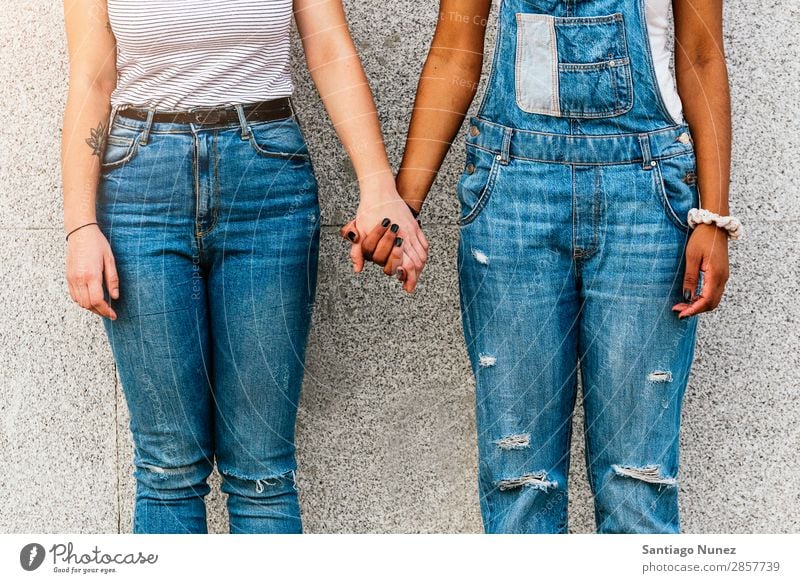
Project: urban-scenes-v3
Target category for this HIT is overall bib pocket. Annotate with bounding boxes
[515,12,633,119]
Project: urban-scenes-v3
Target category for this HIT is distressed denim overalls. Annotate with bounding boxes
[457,0,700,533]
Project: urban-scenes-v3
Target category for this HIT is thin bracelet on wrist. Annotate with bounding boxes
[687,208,742,241]
[65,221,99,242]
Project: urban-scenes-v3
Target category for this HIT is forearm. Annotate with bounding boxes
[61,80,112,235]
[395,48,482,212]
[677,55,731,216]
[303,28,394,192]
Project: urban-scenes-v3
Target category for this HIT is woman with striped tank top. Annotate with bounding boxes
[61,0,427,533]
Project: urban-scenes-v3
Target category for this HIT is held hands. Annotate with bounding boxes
[339,182,428,293]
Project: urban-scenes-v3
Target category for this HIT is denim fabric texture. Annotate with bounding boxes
[456,0,700,533]
[96,105,320,533]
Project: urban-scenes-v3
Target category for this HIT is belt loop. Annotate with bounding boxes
[107,104,119,132]
[234,103,250,140]
[639,133,655,170]
[499,126,512,166]
[139,108,155,146]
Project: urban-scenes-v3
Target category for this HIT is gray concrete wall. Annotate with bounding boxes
[1,0,797,533]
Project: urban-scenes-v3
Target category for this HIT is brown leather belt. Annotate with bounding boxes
[117,97,294,125]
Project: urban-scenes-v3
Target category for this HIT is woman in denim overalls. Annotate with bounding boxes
[349,0,734,533]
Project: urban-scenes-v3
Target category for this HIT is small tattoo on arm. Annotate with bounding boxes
[86,121,108,157]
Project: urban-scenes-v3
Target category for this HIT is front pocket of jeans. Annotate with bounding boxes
[247,118,311,161]
[653,152,700,232]
[100,133,140,171]
[515,12,633,118]
[457,145,500,227]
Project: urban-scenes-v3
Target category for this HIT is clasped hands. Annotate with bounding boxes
[338,184,428,293]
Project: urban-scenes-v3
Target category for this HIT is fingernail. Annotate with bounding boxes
[390,223,399,233]
[683,289,692,302]
[381,218,391,228]
[417,219,422,227]
[347,231,356,242]
[395,237,403,247]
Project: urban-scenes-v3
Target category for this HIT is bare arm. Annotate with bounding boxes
[294,0,427,284]
[671,0,731,317]
[674,0,731,217]
[62,0,119,319]
[294,0,394,191]
[395,0,491,213]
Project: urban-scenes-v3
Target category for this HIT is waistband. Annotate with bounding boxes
[117,97,293,125]
[465,116,695,166]
[108,99,298,137]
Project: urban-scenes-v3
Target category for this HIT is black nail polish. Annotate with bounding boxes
[390,223,399,233]
[395,237,403,247]
[347,231,356,242]
[381,218,391,228]
[683,289,692,302]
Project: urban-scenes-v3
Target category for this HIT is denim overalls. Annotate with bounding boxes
[456,0,700,533]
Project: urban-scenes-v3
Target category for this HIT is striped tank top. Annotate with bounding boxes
[107,0,294,110]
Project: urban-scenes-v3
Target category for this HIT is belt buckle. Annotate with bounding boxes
[188,106,222,124]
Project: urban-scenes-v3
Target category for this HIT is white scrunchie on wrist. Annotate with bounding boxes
[687,208,742,241]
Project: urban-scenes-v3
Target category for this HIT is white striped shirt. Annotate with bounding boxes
[107,0,295,110]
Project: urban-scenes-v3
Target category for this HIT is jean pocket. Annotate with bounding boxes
[457,144,500,227]
[100,125,142,171]
[247,117,311,161]
[653,151,700,232]
[515,12,633,119]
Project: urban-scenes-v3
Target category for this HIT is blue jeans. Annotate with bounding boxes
[96,104,320,533]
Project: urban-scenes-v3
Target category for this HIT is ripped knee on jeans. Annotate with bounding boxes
[219,468,298,496]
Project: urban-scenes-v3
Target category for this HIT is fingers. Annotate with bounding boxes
[674,268,724,319]
[340,218,365,273]
[104,250,120,300]
[88,276,116,320]
[681,250,702,303]
[371,222,399,266]
[339,218,360,244]
[383,237,404,276]
[404,235,426,273]
[402,252,419,293]
[361,218,391,261]
[349,241,365,273]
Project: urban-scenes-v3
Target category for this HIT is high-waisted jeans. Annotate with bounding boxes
[96,104,320,533]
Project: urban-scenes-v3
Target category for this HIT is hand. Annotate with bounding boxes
[672,224,730,318]
[341,218,424,293]
[339,180,428,292]
[66,224,119,320]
